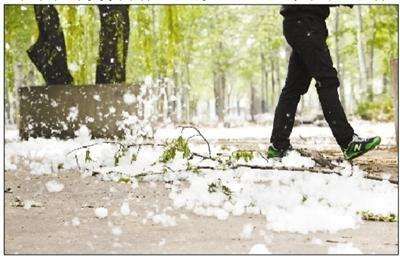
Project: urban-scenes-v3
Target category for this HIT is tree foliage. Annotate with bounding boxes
[5,5,398,122]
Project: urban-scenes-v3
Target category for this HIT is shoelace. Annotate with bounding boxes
[352,134,368,143]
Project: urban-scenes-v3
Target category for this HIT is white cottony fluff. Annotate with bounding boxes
[123,92,136,105]
[311,237,322,245]
[4,123,397,235]
[240,223,254,240]
[45,180,64,193]
[95,207,108,219]
[248,244,271,254]
[72,217,80,226]
[151,213,176,227]
[159,238,166,246]
[120,201,131,216]
[112,226,122,236]
[328,243,362,254]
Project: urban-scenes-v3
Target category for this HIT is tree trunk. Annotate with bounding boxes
[334,8,346,111]
[27,5,73,85]
[356,6,368,98]
[382,73,388,94]
[183,59,191,122]
[270,58,276,108]
[170,65,179,122]
[96,5,130,84]
[366,6,376,100]
[213,68,226,123]
[250,84,257,122]
[213,42,226,123]
[260,51,267,113]
[276,58,281,92]
[391,59,398,147]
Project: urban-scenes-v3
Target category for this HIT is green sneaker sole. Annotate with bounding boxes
[344,136,381,161]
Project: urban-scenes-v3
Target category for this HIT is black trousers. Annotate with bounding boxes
[270,16,354,150]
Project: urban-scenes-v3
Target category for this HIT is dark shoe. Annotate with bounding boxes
[267,145,292,158]
[342,134,381,160]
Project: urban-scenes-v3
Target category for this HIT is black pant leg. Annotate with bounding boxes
[317,85,354,148]
[270,50,312,150]
[283,17,354,148]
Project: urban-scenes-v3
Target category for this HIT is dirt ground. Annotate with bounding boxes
[4,161,399,254]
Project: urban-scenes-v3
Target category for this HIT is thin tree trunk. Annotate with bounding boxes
[260,51,266,113]
[151,6,159,79]
[213,42,226,123]
[27,5,73,85]
[367,6,376,100]
[270,58,275,108]
[356,6,368,97]
[334,8,346,111]
[382,73,388,94]
[96,5,130,84]
[263,63,269,112]
[250,84,256,122]
[276,58,281,91]
[184,59,191,122]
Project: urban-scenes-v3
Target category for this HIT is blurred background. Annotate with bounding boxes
[4,5,398,127]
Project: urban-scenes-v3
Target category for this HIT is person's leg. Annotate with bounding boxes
[292,17,354,148]
[270,50,312,150]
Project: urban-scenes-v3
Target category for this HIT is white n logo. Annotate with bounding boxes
[354,144,361,151]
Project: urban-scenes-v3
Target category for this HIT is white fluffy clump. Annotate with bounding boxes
[248,244,271,254]
[67,106,79,122]
[280,150,315,168]
[170,166,397,234]
[158,238,166,246]
[240,223,254,240]
[112,226,122,236]
[310,237,322,245]
[151,213,176,227]
[120,201,131,216]
[265,205,360,234]
[123,92,136,105]
[95,207,108,219]
[74,125,92,144]
[72,217,80,226]
[45,180,64,193]
[328,243,362,254]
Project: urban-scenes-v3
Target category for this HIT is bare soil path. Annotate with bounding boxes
[5,165,398,254]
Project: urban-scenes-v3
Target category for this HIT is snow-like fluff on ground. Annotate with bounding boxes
[169,165,397,234]
[151,213,177,227]
[95,207,108,219]
[4,124,398,235]
[248,244,271,254]
[45,180,64,192]
[72,217,80,226]
[112,226,122,236]
[240,223,254,240]
[328,243,362,254]
[120,201,130,216]
[276,150,315,168]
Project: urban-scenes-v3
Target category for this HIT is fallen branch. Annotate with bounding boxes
[66,136,398,185]
[296,148,337,169]
[179,125,212,157]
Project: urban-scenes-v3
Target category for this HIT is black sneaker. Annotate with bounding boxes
[342,134,381,160]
